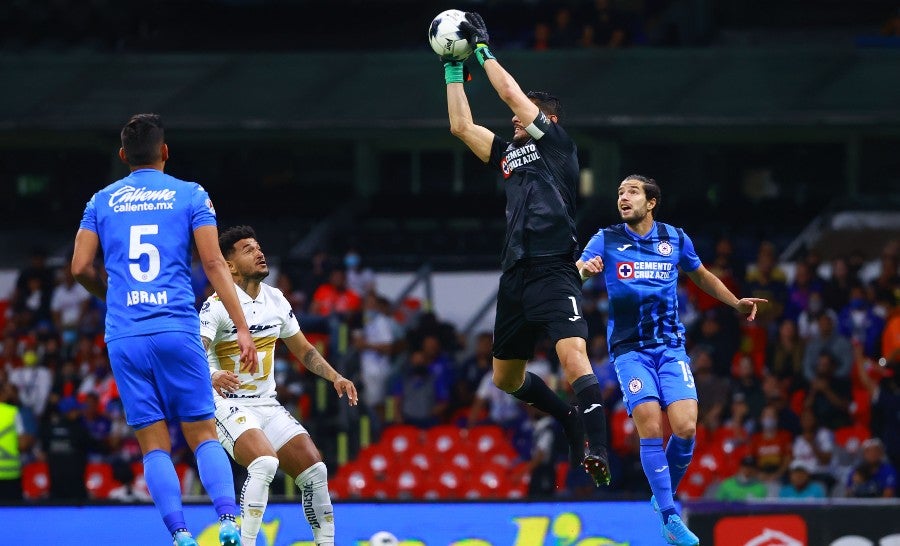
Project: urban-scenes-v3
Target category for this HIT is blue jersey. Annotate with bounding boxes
[79,168,217,342]
[581,222,702,358]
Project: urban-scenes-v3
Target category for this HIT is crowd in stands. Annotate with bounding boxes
[1,236,898,502]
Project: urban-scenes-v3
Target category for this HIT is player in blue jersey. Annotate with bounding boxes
[577,175,767,546]
[71,113,259,546]
[442,12,610,486]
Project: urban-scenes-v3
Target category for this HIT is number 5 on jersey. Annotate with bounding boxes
[129,224,160,282]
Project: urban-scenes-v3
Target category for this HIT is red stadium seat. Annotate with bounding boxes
[407,446,434,473]
[467,424,508,455]
[448,448,475,471]
[357,445,393,478]
[835,424,870,456]
[130,462,150,497]
[426,425,463,455]
[331,462,376,499]
[678,466,714,499]
[22,461,50,500]
[380,424,422,458]
[391,467,426,499]
[473,463,510,499]
[85,462,119,499]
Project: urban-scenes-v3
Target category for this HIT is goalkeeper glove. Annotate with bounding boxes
[460,12,495,67]
[443,60,471,84]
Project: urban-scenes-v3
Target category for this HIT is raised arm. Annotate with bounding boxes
[283,331,358,406]
[194,224,258,373]
[462,13,540,128]
[446,80,495,162]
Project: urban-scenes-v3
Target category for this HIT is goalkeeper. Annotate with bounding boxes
[442,12,611,487]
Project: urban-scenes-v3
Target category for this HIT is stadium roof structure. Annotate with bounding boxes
[1,47,899,132]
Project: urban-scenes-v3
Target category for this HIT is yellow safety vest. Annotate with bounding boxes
[0,403,22,480]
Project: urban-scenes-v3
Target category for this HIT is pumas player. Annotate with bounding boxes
[200,225,357,546]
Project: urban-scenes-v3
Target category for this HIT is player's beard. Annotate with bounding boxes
[247,268,269,282]
[622,208,648,227]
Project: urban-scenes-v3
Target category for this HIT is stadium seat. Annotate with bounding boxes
[472,463,511,499]
[835,423,870,454]
[380,424,422,458]
[448,448,475,471]
[467,424,508,455]
[431,467,465,499]
[426,424,463,455]
[22,461,50,500]
[678,466,714,499]
[85,462,118,499]
[130,462,150,497]
[356,445,393,478]
[407,446,434,473]
[331,462,375,499]
[391,467,425,499]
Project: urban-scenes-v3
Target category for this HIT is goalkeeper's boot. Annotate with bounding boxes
[582,443,611,487]
[662,515,699,546]
[219,519,242,546]
[173,531,198,546]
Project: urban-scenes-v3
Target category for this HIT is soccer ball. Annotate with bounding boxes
[369,531,399,545]
[428,9,473,61]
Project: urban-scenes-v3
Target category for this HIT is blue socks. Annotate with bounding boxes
[195,440,239,518]
[640,438,676,523]
[665,434,695,492]
[143,449,186,536]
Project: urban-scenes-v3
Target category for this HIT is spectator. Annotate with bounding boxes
[715,455,768,501]
[40,396,91,500]
[822,257,856,312]
[584,0,628,48]
[81,392,111,461]
[869,249,899,304]
[749,404,793,483]
[743,241,788,332]
[547,7,583,49]
[275,272,307,313]
[688,308,740,377]
[691,345,730,428]
[354,293,399,423]
[838,285,885,359]
[802,313,853,381]
[856,350,900,472]
[515,405,559,497]
[107,459,152,502]
[767,318,806,393]
[846,438,897,498]
[50,266,91,351]
[785,262,823,321]
[711,393,753,460]
[7,345,52,420]
[392,350,449,429]
[731,353,766,422]
[687,236,744,315]
[467,362,527,431]
[310,267,362,318]
[779,460,826,499]
[791,408,836,491]
[804,351,853,430]
[10,247,55,333]
[797,292,836,340]
[761,374,801,436]
[344,248,376,296]
[0,382,31,501]
[453,331,494,415]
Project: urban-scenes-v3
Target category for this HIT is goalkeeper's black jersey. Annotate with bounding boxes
[488,111,580,271]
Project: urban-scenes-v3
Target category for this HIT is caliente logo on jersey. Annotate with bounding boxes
[108,185,176,213]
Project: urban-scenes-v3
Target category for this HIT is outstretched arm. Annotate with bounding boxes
[283,331,358,406]
[462,12,540,128]
[685,264,768,320]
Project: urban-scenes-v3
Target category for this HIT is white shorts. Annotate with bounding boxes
[213,398,308,458]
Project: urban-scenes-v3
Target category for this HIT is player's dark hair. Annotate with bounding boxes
[526,91,564,121]
[624,174,662,218]
[120,113,164,166]
[219,225,258,258]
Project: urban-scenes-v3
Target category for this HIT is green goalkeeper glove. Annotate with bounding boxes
[443,60,471,84]
[460,12,495,67]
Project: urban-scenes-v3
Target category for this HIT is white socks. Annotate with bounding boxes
[240,455,279,546]
[295,462,335,546]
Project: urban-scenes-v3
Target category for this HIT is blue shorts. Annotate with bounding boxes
[108,331,215,429]
[613,343,697,415]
